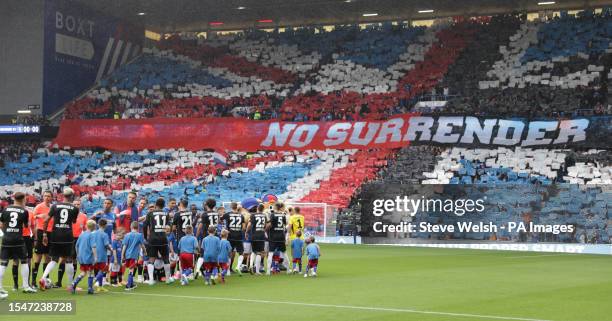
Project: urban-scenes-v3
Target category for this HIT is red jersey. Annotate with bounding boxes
[114,207,134,232]
[22,210,35,237]
[33,202,53,232]
[72,213,88,238]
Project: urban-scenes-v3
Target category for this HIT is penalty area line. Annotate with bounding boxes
[112,291,552,321]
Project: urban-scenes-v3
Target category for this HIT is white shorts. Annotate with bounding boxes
[169,252,179,263]
[243,242,252,254]
[110,263,121,273]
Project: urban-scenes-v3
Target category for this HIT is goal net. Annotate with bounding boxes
[221,201,330,238]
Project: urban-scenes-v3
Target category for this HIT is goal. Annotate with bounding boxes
[222,201,330,238]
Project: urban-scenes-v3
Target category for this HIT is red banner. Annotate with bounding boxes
[54,115,417,151]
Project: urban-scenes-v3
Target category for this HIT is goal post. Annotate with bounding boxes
[221,201,330,239]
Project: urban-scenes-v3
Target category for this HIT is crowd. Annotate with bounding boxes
[0,189,319,298]
[57,12,610,122]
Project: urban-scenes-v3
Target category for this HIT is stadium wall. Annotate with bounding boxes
[0,0,44,115]
[362,240,612,255]
[42,0,144,115]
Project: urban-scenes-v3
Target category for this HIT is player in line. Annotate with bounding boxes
[0,192,38,299]
[196,199,218,278]
[122,221,146,291]
[291,230,305,274]
[177,225,198,285]
[39,188,79,291]
[201,225,220,285]
[266,202,289,275]
[110,228,126,286]
[246,204,267,275]
[6,195,35,292]
[287,207,305,272]
[304,236,321,278]
[71,199,88,289]
[92,219,112,292]
[31,190,53,288]
[218,230,232,283]
[224,202,246,276]
[143,198,175,285]
[70,220,97,294]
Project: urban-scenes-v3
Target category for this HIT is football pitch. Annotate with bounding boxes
[2,244,612,321]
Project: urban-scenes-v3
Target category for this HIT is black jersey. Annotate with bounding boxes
[173,210,193,238]
[224,212,244,241]
[0,205,28,247]
[47,202,78,244]
[145,210,169,246]
[193,211,203,237]
[201,211,220,232]
[268,212,287,242]
[249,213,267,241]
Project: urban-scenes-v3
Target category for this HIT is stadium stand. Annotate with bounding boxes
[0,144,381,216]
[2,11,611,245]
[355,145,611,243]
[446,12,611,116]
[60,12,611,121]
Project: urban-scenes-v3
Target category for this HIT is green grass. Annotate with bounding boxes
[2,244,612,321]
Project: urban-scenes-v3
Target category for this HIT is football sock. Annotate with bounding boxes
[282,252,290,270]
[41,260,56,280]
[42,262,48,275]
[12,265,18,288]
[196,258,204,273]
[66,263,74,285]
[0,265,6,288]
[314,265,317,273]
[32,262,40,284]
[96,271,104,286]
[87,276,93,290]
[299,262,302,272]
[137,264,143,277]
[147,264,154,282]
[163,264,171,280]
[236,256,244,270]
[72,263,77,280]
[21,264,30,288]
[127,272,133,288]
[73,274,83,287]
[249,254,255,270]
[267,253,273,273]
[255,255,261,273]
[57,263,65,286]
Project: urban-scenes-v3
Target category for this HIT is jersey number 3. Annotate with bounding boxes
[8,212,19,227]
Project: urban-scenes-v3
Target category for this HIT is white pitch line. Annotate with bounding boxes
[505,254,569,259]
[112,291,551,321]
